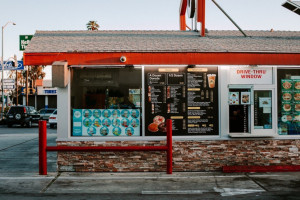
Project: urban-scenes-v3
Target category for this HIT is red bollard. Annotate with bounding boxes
[39,120,47,175]
[166,119,173,174]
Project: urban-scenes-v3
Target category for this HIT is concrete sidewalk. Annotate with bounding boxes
[1,171,300,199]
[1,129,299,199]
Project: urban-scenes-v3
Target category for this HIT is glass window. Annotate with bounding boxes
[46,109,55,114]
[8,107,24,114]
[254,90,272,129]
[39,109,45,114]
[29,107,37,114]
[71,67,142,137]
[277,69,300,135]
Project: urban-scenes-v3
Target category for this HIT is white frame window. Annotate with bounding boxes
[220,66,277,138]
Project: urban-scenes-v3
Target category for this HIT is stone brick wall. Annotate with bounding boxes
[57,139,300,172]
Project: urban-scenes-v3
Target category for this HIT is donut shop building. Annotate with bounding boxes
[23,29,300,172]
[23,0,300,172]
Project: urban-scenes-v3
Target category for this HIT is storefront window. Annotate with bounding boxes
[277,69,300,135]
[228,85,275,136]
[71,67,142,137]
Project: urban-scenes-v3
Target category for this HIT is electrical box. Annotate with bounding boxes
[52,61,69,88]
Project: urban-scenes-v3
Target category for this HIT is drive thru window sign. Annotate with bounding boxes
[19,35,33,51]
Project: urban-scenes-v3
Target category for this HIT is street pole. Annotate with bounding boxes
[34,79,37,109]
[16,70,18,105]
[1,26,4,117]
[1,22,16,118]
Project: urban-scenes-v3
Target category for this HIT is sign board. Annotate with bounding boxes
[21,87,36,95]
[37,87,57,95]
[144,66,219,136]
[72,109,141,137]
[0,79,15,89]
[229,92,239,105]
[241,92,251,105]
[229,67,273,85]
[0,61,24,70]
[3,85,15,89]
[0,82,15,89]
[19,35,33,51]
[3,79,15,84]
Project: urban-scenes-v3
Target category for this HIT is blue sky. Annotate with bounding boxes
[1,0,299,63]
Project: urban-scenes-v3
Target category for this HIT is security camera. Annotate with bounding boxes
[120,56,127,63]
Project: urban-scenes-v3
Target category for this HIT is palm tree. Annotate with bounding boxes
[8,65,45,104]
[86,21,100,31]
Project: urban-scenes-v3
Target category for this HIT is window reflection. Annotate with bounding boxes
[71,67,142,137]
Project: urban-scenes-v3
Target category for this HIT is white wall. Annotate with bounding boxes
[57,75,70,140]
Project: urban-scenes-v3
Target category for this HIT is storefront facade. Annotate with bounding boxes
[24,30,300,172]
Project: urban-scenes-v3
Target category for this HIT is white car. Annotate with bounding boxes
[49,109,57,128]
[39,108,56,121]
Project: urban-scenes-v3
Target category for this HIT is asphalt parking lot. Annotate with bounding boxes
[0,125,300,199]
[0,124,57,173]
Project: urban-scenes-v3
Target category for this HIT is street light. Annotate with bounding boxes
[1,21,16,119]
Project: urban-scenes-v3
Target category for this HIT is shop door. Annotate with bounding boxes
[229,87,252,133]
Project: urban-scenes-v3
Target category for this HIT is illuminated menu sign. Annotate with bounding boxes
[72,109,140,137]
[145,66,219,136]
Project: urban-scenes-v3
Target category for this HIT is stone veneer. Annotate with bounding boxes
[57,139,300,172]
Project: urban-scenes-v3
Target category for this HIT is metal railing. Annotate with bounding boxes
[39,119,173,175]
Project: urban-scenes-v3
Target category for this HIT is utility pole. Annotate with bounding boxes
[15,70,18,105]
[1,21,16,118]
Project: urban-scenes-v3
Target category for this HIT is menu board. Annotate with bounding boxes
[72,109,140,137]
[279,79,300,126]
[145,66,218,136]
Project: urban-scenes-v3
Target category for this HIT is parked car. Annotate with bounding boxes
[49,109,57,129]
[6,106,40,128]
[39,108,56,121]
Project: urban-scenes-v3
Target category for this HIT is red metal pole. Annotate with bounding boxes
[39,120,47,175]
[166,119,173,174]
[197,0,206,37]
[179,0,187,30]
[201,0,206,37]
[46,146,168,151]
